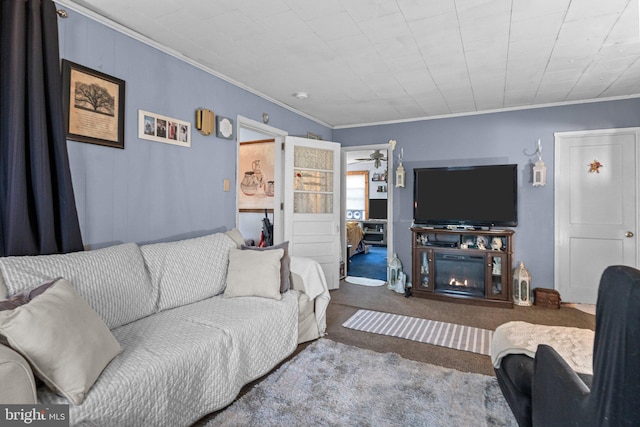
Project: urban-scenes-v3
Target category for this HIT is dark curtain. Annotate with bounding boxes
[0,0,83,256]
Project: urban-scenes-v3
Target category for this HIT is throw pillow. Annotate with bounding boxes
[0,294,29,311]
[0,278,122,405]
[224,228,245,249]
[0,278,59,312]
[224,248,283,300]
[241,241,291,293]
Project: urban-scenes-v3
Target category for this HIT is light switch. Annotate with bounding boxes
[223,178,230,192]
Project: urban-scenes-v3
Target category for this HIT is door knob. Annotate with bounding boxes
[626,231,634,238]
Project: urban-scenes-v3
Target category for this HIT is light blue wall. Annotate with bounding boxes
[59,9,640,290]
[58,10,330,249]
[334,99,640,289]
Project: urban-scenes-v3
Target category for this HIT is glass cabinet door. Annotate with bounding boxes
[416,248,432,291]
[488,253,508,300]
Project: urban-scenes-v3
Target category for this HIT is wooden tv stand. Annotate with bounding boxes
[411,227,514,308]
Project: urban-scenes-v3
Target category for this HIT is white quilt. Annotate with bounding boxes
[290,256,330,338]
[491,321,595,375]
[38,292,299,426]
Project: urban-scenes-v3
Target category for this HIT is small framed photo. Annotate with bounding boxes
[62,59,125,149]
[138,110,190,147]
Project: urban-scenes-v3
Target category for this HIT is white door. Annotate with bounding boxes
[555,128,639,303]
[284,136,341,290]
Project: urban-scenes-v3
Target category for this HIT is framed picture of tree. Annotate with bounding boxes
[62,59,125,149]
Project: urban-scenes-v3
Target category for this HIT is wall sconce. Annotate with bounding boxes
[390,140,405,188]
[195,109,214,136]
[531,139,546,187]
[396,161,405,188]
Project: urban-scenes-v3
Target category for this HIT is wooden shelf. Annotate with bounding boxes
[361,220,387,245]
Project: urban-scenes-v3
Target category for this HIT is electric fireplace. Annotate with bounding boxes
[434,253,485,298]
[411,227,514,308]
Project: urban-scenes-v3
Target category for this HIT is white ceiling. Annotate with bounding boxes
[57,0,640,128]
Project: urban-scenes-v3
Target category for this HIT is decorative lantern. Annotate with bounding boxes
[533,158,546,187]
[395,162,405,188]
[532,139,546,187]
[513,262,532,306]
[390,141,405,188]
[388,253,403,291]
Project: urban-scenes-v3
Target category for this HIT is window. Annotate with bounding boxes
[346,171,368,218]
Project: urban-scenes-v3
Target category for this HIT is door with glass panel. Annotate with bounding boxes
[284,136,341,290]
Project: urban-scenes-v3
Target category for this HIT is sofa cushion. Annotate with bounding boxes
[0,343,37,404]
[37,293,299,425]
[224,248,283,300]
[0,243,157,329]
[0,278,122,405]
[241,241,291,292]
[140,232,236,311]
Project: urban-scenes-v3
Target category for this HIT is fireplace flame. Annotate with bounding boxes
[449,278,469,287]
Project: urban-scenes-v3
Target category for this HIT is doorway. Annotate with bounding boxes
[342,144,394,284]
[236,118,342,289]
[236,116,287,245]
[555,128,639,303]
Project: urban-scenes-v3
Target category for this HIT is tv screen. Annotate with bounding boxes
[413,164,518,228]
[368,199,387,220]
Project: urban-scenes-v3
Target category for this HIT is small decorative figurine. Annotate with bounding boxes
[589,159,603,173]
[476,236,487,250]
[490,237,503,251]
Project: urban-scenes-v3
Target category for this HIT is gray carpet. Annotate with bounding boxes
[209,339,517,427]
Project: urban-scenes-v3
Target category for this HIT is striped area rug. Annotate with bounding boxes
[342,309,493,356]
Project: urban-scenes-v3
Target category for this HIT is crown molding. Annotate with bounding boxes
[54,0,333,129]
[333,94,640,129]
[56,1,640,132]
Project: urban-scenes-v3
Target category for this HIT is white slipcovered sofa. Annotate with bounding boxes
[0,229,330,426]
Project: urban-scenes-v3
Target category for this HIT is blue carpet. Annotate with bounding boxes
[348,246,387,281]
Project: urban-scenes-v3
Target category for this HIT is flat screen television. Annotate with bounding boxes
[368,199,387,220]
[413,164,518,228]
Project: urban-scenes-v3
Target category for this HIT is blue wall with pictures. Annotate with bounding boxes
[334,99,640,289]
[59,7,640,290]
[58,9,330,249]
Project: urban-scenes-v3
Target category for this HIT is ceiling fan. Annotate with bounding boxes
[354,150,388,168]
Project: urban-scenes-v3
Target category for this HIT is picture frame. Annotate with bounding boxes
[62,59,126,149]
[216,115,234,140]
[238,139,275,212]
[138,110,191,148]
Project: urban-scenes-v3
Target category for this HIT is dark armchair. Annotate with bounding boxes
[532,265,640,427]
